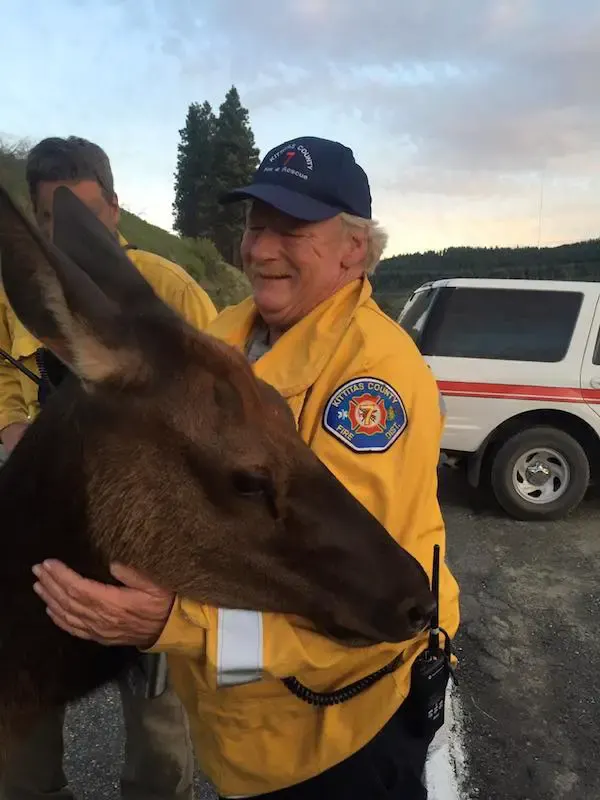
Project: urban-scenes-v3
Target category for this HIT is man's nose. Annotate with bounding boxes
[247,228,280,262]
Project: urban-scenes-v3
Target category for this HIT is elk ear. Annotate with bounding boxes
[0,185,143,386]
[52,186,179,319]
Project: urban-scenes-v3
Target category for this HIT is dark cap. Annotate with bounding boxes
[220,136,372,221]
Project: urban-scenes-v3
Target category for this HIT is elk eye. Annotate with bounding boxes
[232,470,271,497]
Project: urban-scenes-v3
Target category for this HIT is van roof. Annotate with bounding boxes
[413,277,600,292]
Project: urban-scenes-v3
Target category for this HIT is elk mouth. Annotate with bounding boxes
[319,598,436,648]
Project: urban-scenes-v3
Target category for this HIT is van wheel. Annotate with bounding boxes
[490,427,590,521]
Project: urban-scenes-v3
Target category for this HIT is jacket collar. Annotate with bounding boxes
[210,277,373,397]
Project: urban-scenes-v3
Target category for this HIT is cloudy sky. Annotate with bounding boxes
[1,0,599,257]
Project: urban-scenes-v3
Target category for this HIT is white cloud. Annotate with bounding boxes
[2,0,599,254]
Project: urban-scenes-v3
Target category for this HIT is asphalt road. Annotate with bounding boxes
[441,469,600,800]
[59,468,599,800]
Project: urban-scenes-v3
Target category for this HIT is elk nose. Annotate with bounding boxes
[370,595,435,642]
[407,600,436,636]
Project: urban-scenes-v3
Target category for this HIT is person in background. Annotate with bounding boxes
[0,135,217,800]
[31,135,460,799]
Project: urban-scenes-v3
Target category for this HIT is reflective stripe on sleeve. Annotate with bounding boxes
[216,608,264,687]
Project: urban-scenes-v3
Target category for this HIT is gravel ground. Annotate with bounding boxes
[441,469,600,800]
[63,686,216,799]
[59,467,599,799]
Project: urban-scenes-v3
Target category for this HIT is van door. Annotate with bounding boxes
[579,290,600,420]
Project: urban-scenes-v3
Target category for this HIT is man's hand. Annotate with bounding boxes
[1,421,29,454]
[32,560,175,648]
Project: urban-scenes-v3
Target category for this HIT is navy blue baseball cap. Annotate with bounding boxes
[219,136,372,221]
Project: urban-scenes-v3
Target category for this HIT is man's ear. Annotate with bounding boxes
[110,191,120,230]
[341,225,368,271]
[0,185,146,386]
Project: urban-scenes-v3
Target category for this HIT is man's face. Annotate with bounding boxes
[33,179,119,240]
[240,201,367,333]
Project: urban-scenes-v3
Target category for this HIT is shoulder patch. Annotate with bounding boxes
[322,377,407,453]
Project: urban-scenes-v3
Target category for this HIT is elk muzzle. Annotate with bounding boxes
[286,461,436,646]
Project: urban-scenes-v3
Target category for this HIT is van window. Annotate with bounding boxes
[420,287,582,362]
[397,288,438,345]
[592,328,600,366]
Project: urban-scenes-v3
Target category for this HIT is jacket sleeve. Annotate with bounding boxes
[0,297,29,432]
[126,248,218,333]
[179,281,218,331]
[147,350,459,688]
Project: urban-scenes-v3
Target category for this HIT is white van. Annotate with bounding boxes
[397,277,600,521]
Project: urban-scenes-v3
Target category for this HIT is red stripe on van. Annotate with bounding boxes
[437,380,600,404]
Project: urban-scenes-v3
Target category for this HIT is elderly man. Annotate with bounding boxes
[1,136,217,800]
[32,136,460,799]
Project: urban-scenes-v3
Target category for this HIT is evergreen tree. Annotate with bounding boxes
[210,86,260,265]
[172,101,216,238]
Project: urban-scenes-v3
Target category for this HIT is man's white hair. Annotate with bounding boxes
[339,213,388,275]
[243,200,388,275]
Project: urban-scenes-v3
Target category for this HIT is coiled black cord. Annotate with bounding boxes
[281,651,404,707]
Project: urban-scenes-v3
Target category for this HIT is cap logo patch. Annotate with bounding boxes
[322,377,407,453]
[262,142,314,181]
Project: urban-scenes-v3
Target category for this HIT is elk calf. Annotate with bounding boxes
[0,185,434,763]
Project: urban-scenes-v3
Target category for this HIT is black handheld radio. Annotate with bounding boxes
[403,544,457,739]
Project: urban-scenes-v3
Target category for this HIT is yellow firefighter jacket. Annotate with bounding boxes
[0,234,217,432]
[148,276,461,797]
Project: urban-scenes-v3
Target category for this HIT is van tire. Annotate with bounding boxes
[490,426,590,521]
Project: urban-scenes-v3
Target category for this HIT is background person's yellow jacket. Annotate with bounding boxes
[0,234,217,432]
[148,277,461,798]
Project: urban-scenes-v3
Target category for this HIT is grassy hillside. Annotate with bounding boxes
[0,141,250,310]
[117,209,250,309]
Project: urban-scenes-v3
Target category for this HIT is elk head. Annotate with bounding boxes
[0,185,434,646]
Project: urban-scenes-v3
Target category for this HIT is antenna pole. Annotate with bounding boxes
[429,544,440,652]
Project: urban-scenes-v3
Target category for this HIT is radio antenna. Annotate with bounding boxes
[428,544,440,652]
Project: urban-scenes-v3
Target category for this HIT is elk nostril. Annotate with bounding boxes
[408,602,435,633]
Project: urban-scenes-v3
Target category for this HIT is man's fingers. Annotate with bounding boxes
[32,563,95,612]
[42,587,129,644]
[34,559,109,598]
[33,560,127,612]
[35,560,169,610]
[32,563,121,630]
[33,577,109,631]
[37,583,97,633]
[45,607,93,641]
[31,559,174,648]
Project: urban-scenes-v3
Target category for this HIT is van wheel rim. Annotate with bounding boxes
[511,448,570,505]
